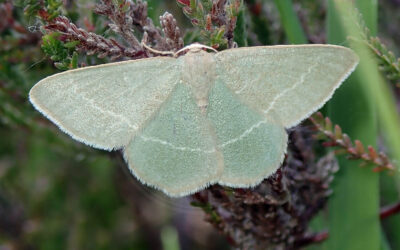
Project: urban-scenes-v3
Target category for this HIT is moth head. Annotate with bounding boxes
[175,43,218,57]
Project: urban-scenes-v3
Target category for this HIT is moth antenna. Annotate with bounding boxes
[141,41,175,56]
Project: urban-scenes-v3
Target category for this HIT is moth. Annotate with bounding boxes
[29,44,358,197]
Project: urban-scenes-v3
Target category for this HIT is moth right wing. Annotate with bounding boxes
[29,57,180,150]
[215,45,358,128]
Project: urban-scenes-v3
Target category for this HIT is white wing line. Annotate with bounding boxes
[219,120,266,148]
[263,63,318,115]
[235,81,249,94]
[234,74,263,94]
[139,135,216,154]
[73,87,138,130]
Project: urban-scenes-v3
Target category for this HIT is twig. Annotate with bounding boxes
[380,201,400,219]
[294,231,329,248]
[177,0,242,48]
[95,0,183,52]
[159,12,184,51]
[94,0,142,50]
[309,112,395,173]
[44,16,146,60]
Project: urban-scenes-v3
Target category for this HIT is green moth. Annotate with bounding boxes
[29,44,358,197]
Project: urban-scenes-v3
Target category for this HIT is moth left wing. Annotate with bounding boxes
[29,57,180,150]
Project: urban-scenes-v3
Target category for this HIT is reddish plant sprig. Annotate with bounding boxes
[94,0,142,50]
[34,0,183,63]
[159,12,184,51]
[177,0,241,49]
[380,201,400,220]
[44,16,145,60]
[294,231,329,248]
[95,0,183,53]
[309,112,395,173]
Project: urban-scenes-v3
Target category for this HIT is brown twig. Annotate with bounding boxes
[95,0,183,53]
[94,0,142,50]
[38,0,184,62]
[44,16,146,60]
[159,12,184,51]
[294,231,329,248]
[177,0,241,48]
[380,201,400,219]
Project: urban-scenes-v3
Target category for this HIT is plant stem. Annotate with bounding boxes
[380,202,400,220]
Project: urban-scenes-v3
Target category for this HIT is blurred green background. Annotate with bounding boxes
[1,0,400,249]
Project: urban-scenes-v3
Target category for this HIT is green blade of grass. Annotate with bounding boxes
[234,5,248,47]
[326,0,381,249]
[336,1,400,247]
[272,0,307,44]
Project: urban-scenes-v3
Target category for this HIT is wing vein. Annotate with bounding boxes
[75,90,138,130]
[219,120,267,148]
[235,81,249,94]
[263,63,318,115]
[139,135,216,153]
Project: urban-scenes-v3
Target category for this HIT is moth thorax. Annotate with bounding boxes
[181,50,216,109]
